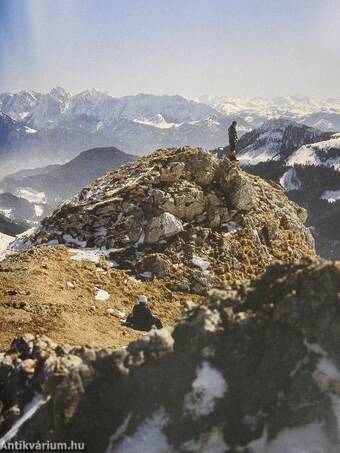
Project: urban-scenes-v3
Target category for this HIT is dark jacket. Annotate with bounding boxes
[126,302,163,331]
[228,125,238,147]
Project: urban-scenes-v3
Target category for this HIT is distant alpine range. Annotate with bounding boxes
[1,88,340,174]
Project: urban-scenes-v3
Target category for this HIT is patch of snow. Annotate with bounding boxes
[48,239,60,246]
[140,271,152,278]
[313,357,340,387]
[34,204,44,217]
[94,227,108,237]
[135,231,145,245]
[246,422,333,453]
[223,221,240,233]
[287,144,320,166]
[69,248,107,263]
[0,394,49,445]
[184,361,227,418]
[238,129,285,165]
[321,189,340,203]
[95,288,110,301]
[303,338,327,356]
[0,208,13,219]
[192,255,210,271]
[8,227,37,253]
[107,409,173,453]
[313,357,340,436]
[317,358,340,380]
[63,234,87,247]
[238,148,279,165]
[279,168,302,191]
[15,188,47,204]
[287,134,340,170]
[133,114,180,129]
[24,126,37,134]
[0,233,15,260]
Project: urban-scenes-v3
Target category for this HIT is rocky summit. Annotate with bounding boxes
[1,258,340,452]
[24,147,315,295]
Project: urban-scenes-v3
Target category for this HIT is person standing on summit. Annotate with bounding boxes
[228,121,238,161]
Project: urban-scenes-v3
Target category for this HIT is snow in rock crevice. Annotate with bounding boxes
[184,361,227,418]
[106,409,173,453]
[280,168,302,191]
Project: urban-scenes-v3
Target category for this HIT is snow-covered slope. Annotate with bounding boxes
[287,133,340,169]
[237,119,330,164]
[279,167,302,191]
[0,192,43,224]
[321,189,340,203]
[0,232,14,259]
[0,112,37,150]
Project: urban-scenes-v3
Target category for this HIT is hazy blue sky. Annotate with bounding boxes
[1,0,340,98]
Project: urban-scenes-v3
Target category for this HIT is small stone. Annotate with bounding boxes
[95,288,110,301]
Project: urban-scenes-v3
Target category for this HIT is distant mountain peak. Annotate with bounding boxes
[49,87,70,99]
[237,120,331,165]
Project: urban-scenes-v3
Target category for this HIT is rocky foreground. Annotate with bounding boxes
[0,147,326,451]
[24,147,314,293]
[0,258,339,452]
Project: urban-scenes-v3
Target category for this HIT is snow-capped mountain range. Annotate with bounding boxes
[200,94,340,131]
[0,88,340,177]
[1,88,220,127]
[0,89,236,174]
[0,112,37,148]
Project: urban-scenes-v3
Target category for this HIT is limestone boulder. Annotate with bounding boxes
[145,212,183,243]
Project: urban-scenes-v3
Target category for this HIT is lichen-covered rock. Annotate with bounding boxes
[16,147,315,294]
[1,258,340,452]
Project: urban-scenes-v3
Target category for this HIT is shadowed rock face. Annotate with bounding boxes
[1,258,340,452]
[21,147,315,294]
